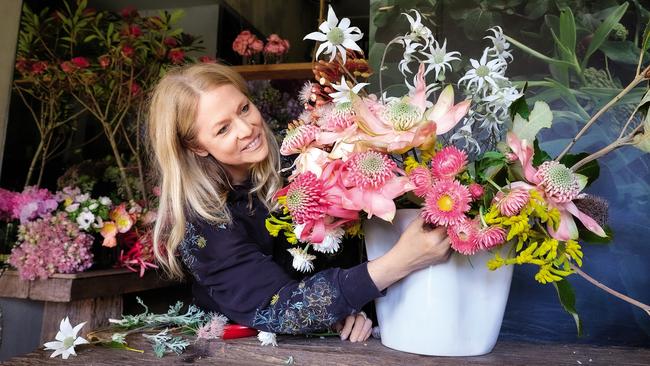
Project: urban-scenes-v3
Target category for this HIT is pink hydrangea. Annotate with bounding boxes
[8,212,94,280]
[0,188,18,221]
[11,186,59,224]
[430,146,467,179]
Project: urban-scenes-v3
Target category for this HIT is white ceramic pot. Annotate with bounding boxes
[363,209,514,356]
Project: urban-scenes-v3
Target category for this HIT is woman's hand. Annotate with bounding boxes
[367,215,451,291]
[334,312,373,342]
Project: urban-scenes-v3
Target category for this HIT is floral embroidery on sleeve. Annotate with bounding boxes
[252,274,339,334]
[178,222,206,281]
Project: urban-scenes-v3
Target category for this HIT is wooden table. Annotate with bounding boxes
[2,335,649,365]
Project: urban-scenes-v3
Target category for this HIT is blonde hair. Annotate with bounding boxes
[148,63,282,280]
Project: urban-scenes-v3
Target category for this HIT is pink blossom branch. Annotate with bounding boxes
[571,264,650,317]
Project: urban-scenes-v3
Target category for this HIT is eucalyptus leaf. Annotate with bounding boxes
[553,279,583,336]
[513,101,553,143]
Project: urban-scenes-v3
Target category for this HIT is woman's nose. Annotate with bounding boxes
[234,117,254,138]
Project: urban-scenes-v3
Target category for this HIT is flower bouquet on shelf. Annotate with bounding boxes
[232,30,264,64]
[263,34,291,64]
[0,185,158,280]
[266,5,650,356]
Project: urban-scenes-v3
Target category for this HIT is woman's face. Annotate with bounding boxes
[193,83,269,184]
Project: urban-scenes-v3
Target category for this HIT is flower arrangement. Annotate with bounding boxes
[232,30,291,64]
[267,5,650,326]
[263,34,291,63]
[232,30,264,62]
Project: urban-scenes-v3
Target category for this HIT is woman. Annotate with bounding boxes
[148,63,451,342]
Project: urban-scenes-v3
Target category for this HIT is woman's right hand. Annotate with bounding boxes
[367,215,451,291]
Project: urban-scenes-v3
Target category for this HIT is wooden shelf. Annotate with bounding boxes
[230,62,314,81]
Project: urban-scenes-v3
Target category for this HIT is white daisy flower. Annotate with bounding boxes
[65,203,80,213]
[458,49,507,94]
[329,76,369,105]
[99,196,112,206]
[43,317,89,359]
[485,26,513,62]
[421,39,461,81]
[313,227,344,254]
[74,193,90,203]
[303,5,363,64]
[287,247,316,273]
[403,10,432,47]
[258,331,278,347]
[76,210,95,231]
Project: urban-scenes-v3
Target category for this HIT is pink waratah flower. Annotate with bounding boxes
[71,57,90,69]
[468,183,484,199]
[168,49,185,64]
[494,188,529,217]
[478,226,506,250]
[352,64,470,153]
[281,124,320,155]
[422,179,471,226]
[448,220,480,255]
[506,132,606,240]
[408,166,434,197]
[430,146,467,179]
[341,151,414,221]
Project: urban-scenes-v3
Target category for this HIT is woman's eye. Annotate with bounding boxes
[242,103,250,113]
[217,125,228,135]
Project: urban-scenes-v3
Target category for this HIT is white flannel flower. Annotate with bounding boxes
[303,5,363,64]
[482,85,522,116]
[76,210,95,231]
[258,331,278,347]
[458,49,507,94]
[313,227,344,254]
[450,121,481,154]
[329,76,368,105]
[398,38,421,76]
[43,317,89,359]
[485,26,513,62]
[287,247,316,273]
[403,10,433,47]
[421,39,460,81]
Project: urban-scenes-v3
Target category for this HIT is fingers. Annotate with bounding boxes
[339,315,355,340]
[349,314,373,343]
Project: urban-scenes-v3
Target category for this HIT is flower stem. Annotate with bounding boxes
[379,38,402,102]
[570,264,650,317]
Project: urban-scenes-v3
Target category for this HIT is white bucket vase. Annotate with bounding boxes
[363,209,514,356]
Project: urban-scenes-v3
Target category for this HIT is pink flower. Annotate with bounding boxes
[121,44,135,58]
[31,61,48,75]
[100,221,118,248]
[468,183,484,199]
[71,57,90,69]
[251,39,264,53]
[448,220,480,255]
[197,314,228,340]
[163,37,178,47]
[494,188,529,217]
[120,6,139,18]
[422,179,471,226]
[535,161,581,203]
[128,24,142,38]
[0,188,18,221]
[430,146,467,179]
[477,226,506,250]
[264,34,290,56]
[279,172,328,224]
[130,82,141,96]
[12,186,58,224]
[342,151,414,221]
[232,30,264,57]
[60,61,75,73]
[408,166,434,197]
[280,125,320,155]
[168,48,185,64]
[98,55,111,68]
[109,203,134,233]
[118,233,158,277]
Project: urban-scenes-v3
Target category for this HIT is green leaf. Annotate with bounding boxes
[581,2,629,69]
[83,34,97,43]
[544,78,590,120]
[559,152,600,187]
[600,41,649,65]
[524,0,548,19]
[509,94,530,121]
[506,35,576,68]
[169,9,185,25]
[552,279,582,336]
[579,225,614,244]
[533,140,552,166]
[558,7,576,59]
[513,100,553,143]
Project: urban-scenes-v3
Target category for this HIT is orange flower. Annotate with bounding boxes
[100,221,118,248]
[109,204,134,233]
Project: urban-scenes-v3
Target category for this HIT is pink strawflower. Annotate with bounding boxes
[430,146,467,179]
[280,172,328,224]
[535,161,581,203]
[468,183,484,200]
[448,220,480,255]
[477,226,506,250]
[344,151,397,189]
[494,188,529,217]
[280,124,320,155]
[422,179,471,226]
[197,314,228,340]
[8,212,94,280]
[408,166,434,197]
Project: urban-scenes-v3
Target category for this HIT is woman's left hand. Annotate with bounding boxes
[334,312,373,342]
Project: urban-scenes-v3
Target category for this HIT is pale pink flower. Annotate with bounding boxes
[280,125,320,155]
[535,161,581,203]
[197,314,228,340]
[494,188,529,217]
[408,166,434,197]
[468,183,484,199]
[430,146,467,179]
[422,179,471,226]
[477,226,506,250]
[448,220,480,255]
[100,221,118,248]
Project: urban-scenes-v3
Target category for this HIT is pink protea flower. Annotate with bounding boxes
[280,172,328,224]
[468,183,484,199]
[422,179,471,226]
[448,220,480,255]
[408,166,434,197]
[477,226,506,250]
[430,146,467,179]
[280,124,320,155]
[344,151,397,189]
[535,161,581,203]
[494,188,529,217]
